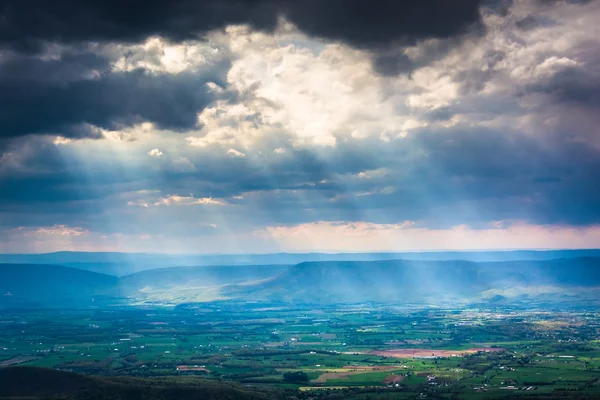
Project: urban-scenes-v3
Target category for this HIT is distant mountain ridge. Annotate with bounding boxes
[0,264,118,306]
[2,249,600,276]
[1,257,600,307]
[227,258,600,305]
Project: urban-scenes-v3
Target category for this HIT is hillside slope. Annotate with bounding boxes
[120,264,285,290]
[0,264,118,305]
[118,265,287,304]
[224,257,600,305]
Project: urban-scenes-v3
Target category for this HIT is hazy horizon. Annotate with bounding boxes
[3,225,600,254]
[3,247,600,256]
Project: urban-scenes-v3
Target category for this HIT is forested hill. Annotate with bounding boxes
[0,263,118,305]
[0,367,289,400]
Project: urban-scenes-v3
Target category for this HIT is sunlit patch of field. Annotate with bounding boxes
[367,347,505,359]
[299,386,354,391]
[130,285,231,304]
[285,365,401,375]
[383,374,405,384]
[176,365,210,373]
[310,365,403,384]
[535,320,570,328]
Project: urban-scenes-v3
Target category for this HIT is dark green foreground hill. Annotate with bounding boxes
[1,367,599,400]
[0,367,290,400]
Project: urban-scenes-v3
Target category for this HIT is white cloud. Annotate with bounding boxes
[181,2,600,154]
[100,122,155,142]
[148,148,164,157]
[380,186,397,195]
[53,136,72,145]
[227,148,246,157]
[153,195,225,206]
[125,191,226,207]
[127,201,149,208]
[533,56,579,79]
[36,225,89,236]
[355,169,390,180]
[109,37,225,74]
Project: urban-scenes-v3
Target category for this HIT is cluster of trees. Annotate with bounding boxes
[282,371,309,383]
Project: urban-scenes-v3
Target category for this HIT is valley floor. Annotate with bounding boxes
[1,302,600,399]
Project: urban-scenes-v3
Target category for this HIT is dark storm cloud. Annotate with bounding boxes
[0,51,229,139]
[529,67,600,109]
[454,49,506,95]
[0,0,487,140]
[0,137,150,210]
[372,52,418,76]
[515,15,557,30]
[371,35,484,77]
[408,126,600,225]
[0,0,485,51]
[280,0,485,48]
[536,0,596,5]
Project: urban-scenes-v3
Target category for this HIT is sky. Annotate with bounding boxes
[1,0,600,254]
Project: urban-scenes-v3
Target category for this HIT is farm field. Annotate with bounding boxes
[2,302,600,399]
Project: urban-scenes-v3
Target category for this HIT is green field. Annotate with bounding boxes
[1,303,600,399]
